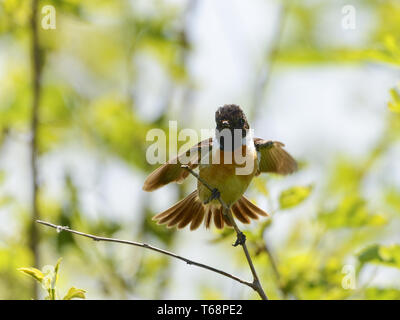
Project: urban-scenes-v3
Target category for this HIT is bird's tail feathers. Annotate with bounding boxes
[153,191,268,230]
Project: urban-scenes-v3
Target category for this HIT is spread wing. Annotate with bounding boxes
[254,138,297,175]
[143,138,213,191]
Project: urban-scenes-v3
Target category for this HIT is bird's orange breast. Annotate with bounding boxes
[198,144,258,206]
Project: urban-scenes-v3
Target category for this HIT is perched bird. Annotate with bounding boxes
[143,104,297,232]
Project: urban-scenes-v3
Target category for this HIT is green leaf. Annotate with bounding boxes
[54,258,62,286]
[380,245,400,267]
[358,244,381,264]
[358,244,400,268]
[63,287,87,300]
[279,185,313,209]
[388,88,400,113]
[17,267,44,283]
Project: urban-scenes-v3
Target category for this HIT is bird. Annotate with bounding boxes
[143,104,297,233]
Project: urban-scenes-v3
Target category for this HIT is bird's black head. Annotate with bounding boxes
[215,104,249,133]
[215,104,250,150]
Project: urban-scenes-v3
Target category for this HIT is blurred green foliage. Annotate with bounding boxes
[0,0,400,300]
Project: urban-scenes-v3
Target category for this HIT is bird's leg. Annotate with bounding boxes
[222,207,247,246]
[181,165,246,246]
[204,188,220,204]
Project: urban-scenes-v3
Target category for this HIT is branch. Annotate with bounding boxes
[181,166,268,300]
[30,0,43,300]
[36,220,258,291]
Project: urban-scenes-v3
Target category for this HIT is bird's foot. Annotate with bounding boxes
[233,232,246,247]
[204,188,220,204]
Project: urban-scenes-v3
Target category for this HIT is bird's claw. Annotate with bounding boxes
[210,188,220,201]
[204,188,220,204]
[233,232,246,247]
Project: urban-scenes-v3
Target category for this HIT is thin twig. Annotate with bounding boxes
[36,220,258,291]
[181,166,268,300]
[30,0,43,300]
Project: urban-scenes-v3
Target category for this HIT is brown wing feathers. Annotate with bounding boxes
[142,162,187,192]
[142,138,212,192]
[254,139,297,175]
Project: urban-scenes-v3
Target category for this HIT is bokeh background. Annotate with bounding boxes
[1,0,400,299]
